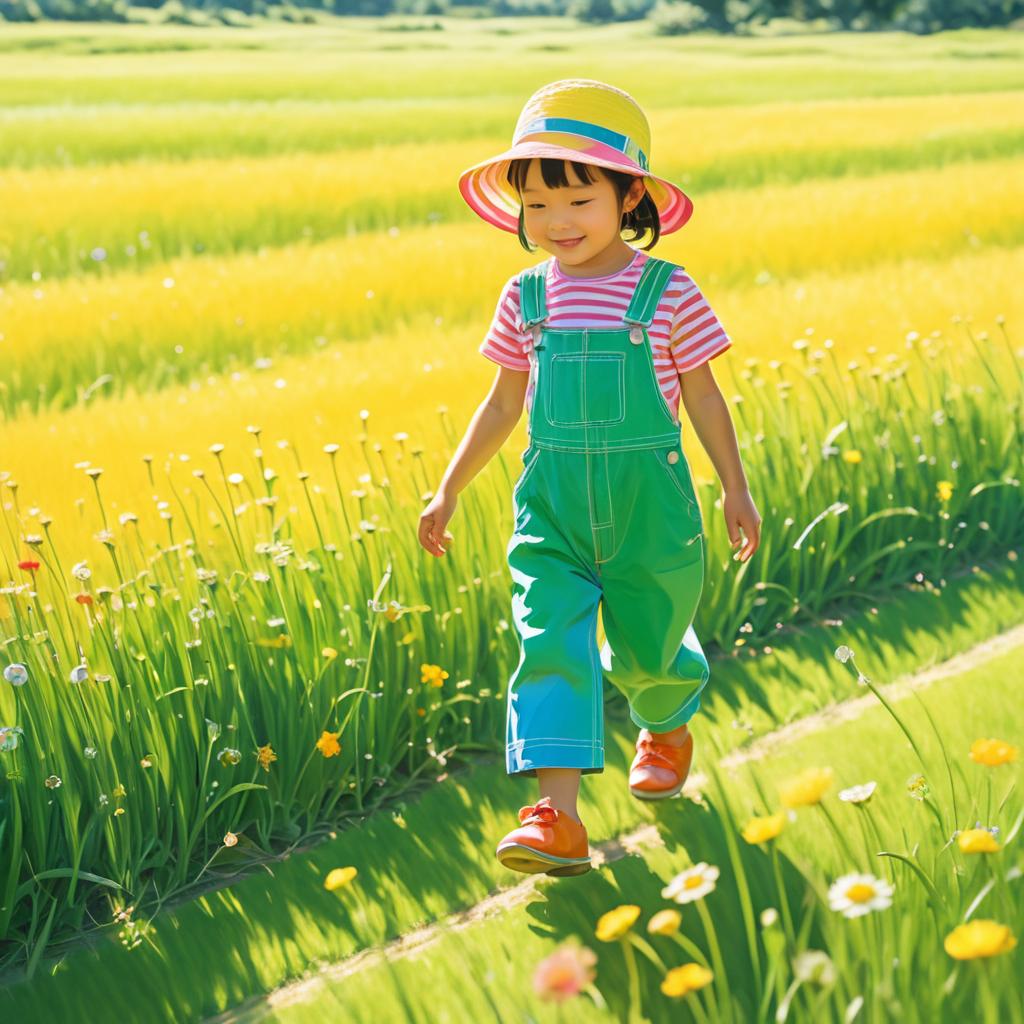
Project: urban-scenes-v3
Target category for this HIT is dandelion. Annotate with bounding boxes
[324,866,358,891]
[321,647,338,660]
[316,730,341,758]
[779,767,834,808]
[661,963,713,998]
[838,781,877,804]
[71,561,91,581]
[647,909,682,936]
[69,665,89,684]
[662,863,719,904]
[936,480,954,502]
[223,832,238,847]
[827,873,894,918]
[44,775,62,789]
[969,738,1018,767]
[256,743,277,772]
[841,450,862,464]
[3,664,28,687]
[957,829,1001,854]
[834,645,854,663]
[944,921,1017,960]
[595,904,641,941]
[218,748,241,767]
[420,663,449,688]
[741,812,786,844]
[532,943,597,1002]
[760,908,779,928]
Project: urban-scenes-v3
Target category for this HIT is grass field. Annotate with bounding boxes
[0,17,1022,1021]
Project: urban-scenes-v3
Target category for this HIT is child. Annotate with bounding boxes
[418,79,761,877]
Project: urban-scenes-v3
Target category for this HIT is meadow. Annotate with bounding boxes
[0,17,1022,1022]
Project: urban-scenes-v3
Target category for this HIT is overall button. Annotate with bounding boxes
[629,325,644,345]
[667,451,679,465]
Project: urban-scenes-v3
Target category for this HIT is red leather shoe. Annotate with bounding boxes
[495,796,591,877]
[629,725,694,800]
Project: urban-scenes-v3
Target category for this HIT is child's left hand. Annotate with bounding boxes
[723,487,761,563]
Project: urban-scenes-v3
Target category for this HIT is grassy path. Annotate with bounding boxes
[238,640,1023,1024]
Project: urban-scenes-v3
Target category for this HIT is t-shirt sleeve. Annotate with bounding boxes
[669,270,733,374]
[479,274,531,372]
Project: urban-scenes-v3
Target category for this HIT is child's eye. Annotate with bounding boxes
[526,201,591,209]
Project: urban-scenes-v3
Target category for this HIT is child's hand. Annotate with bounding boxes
[723,487,762,563]
[418,489,458,558]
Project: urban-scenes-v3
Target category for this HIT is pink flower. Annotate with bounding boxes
[532,943,597,1002]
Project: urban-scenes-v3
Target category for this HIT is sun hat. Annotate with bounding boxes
[458,78,694,236]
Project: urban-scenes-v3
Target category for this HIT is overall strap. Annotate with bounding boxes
[622,257,678,327]
[519,259,550,328]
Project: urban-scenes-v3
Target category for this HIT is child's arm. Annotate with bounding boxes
[679,362,762,563]
[417,365,530,558]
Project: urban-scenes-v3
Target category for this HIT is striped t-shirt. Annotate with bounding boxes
[478,248,732,421]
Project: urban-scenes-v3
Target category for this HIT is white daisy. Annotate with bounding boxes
[838,781,877,804]
[827,873,894,918]
[661,862,720,904]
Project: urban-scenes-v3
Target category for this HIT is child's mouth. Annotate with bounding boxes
[553,237,583,248]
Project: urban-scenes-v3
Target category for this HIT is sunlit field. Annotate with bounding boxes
[1,18,1022,1023]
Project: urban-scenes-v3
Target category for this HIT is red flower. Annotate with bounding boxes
[75,593,94,605]
[18,561,40,571]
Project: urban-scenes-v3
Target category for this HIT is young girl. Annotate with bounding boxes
[418,79,761,877]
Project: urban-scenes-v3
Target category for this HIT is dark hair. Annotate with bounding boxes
[505,157,662,253]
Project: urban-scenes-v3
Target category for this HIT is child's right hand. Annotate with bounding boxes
[418,489,457,558]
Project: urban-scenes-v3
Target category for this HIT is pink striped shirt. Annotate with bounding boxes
[478,248,732,422]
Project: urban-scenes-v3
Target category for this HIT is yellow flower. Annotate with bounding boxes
[111,783,126,798]
[321,647,338,660]
[936,480,954,502]
[957,829,1000,854]
[223,831,238,847]
[741,812,786,845]
[316,730,342,758]
[661,963,713,998]
[257,743,277,772]
[647,909,682,936]
[255,634,292,649]
[595,904,641,942]
[420,663,449,688]
[944,920,1017,960]
[324,866,358,891]
[779,767,834,808]
[969,738,1018,767]
[842,449,862,464]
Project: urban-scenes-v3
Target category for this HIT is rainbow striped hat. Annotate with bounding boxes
[458,78,694,236]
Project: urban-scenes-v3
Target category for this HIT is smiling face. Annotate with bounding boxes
[517,159,646,277]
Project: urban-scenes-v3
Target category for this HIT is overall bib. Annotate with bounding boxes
[505,255,710,778]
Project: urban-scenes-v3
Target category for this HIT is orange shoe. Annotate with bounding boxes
[495,796,592,877]
[629,724,694,800]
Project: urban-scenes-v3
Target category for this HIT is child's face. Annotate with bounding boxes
[519,159,644,266]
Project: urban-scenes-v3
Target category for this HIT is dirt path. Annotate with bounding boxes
[207,622,1024,1022]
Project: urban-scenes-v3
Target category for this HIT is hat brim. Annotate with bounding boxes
[458,138,693,235]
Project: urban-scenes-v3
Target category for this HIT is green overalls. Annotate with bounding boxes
[505,254,710,778]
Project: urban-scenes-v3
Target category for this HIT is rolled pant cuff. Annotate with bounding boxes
[629,687,704,733]
[506,739,604,778]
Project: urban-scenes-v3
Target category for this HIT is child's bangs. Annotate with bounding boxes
[506,158,602,194]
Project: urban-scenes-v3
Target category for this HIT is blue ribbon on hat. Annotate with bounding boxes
[514,116,649,172]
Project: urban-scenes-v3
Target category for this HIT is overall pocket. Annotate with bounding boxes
[650,447,703,531]
[512,444,543,506]
[546,352,626,427]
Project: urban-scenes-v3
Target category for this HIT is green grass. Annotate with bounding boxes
[250,646,1023,1024]
[2,555,1022,1022]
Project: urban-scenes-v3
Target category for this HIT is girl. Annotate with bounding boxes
[418,79,761,877]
